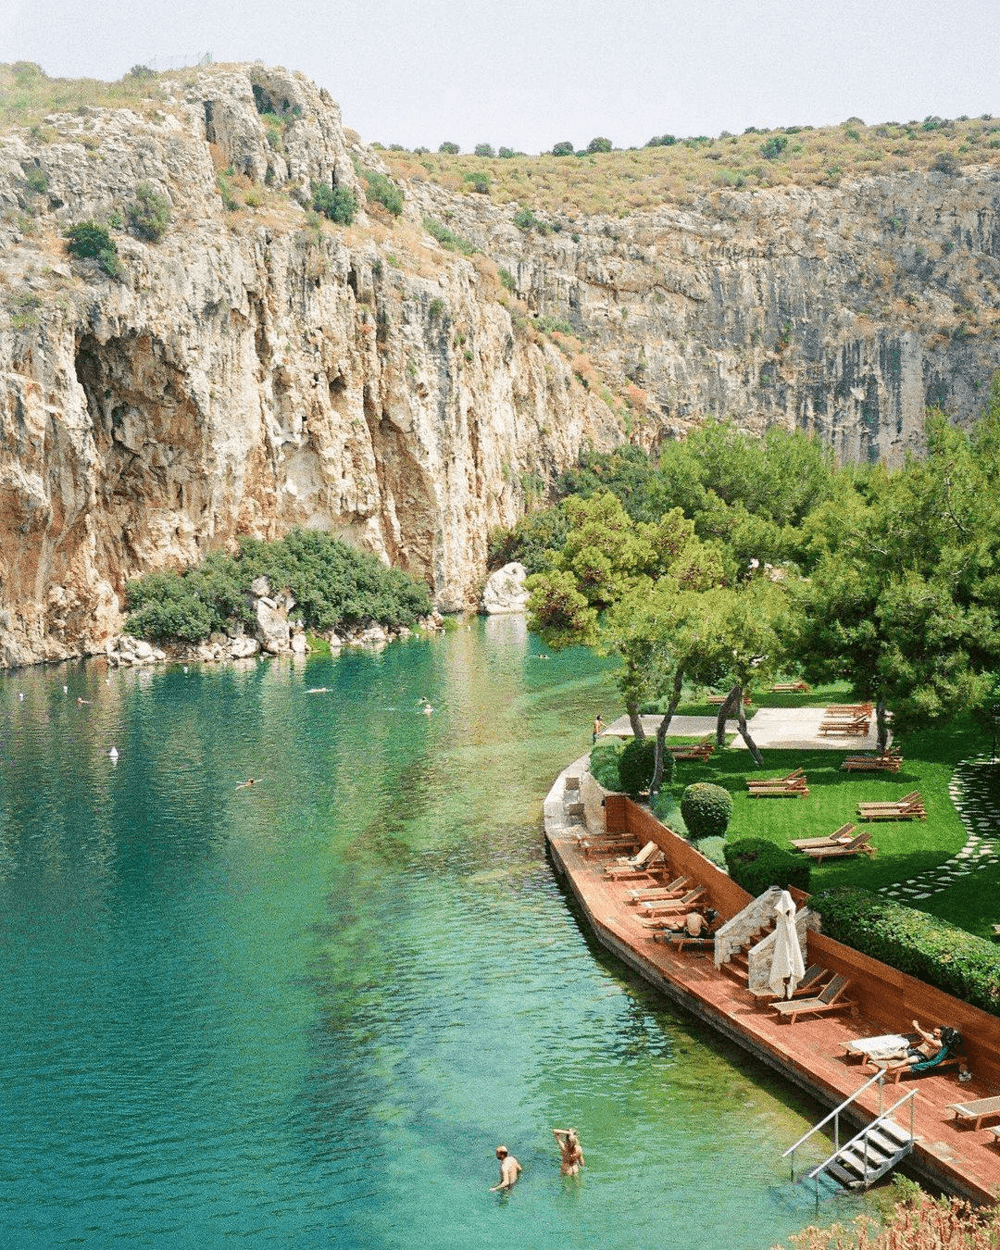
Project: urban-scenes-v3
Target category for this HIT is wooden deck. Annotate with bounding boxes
[544,768,1000,1205]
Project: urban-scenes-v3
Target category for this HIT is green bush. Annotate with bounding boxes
[64,220,123,278]
[422,216,476,255]
[724,837,811,895]
[697,836,728,869]
[680,782,733,840]
[462,171,490,194]
[811,888,1000,1016]
[760,135,788,160]
[513,206,537,230]
[551,141,574,157]
[618,736,656,797]
[650,791,688,836]
[128,181,171,241]
[362,170,403,216]
[126,530,432,644]
[64,220,114,260]
[473,143,494,157]
[587,137,612,153]
[589,738,623,791]
[311,181,357,224]
[438,141,459,154]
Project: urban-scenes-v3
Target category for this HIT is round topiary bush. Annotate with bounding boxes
[680,782,733,841]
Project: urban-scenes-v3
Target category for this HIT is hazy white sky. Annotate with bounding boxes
[3,0,998,154]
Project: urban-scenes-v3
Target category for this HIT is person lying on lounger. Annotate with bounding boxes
[662,910,715,938]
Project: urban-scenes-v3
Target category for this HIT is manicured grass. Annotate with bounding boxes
[662,708,999,938]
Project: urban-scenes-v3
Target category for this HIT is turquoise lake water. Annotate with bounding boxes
[0,617,846,1248]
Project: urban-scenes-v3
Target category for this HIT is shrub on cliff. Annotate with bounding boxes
[64,220,122,279]
[128,181,171,241]
[680,782,733,841]
[362,170,403,216]
[724,837,810,895]
[311,181,357,224]
[811,887,1000,1016]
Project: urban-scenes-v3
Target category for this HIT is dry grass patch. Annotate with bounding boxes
[385,118,1000,218]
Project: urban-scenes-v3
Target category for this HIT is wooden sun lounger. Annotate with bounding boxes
[577,835,641,858]
[603,841,662,877]
[841,752,902,773]
[825,703,874,714]
[624,875,690,904]
[771,680,811,692]
[670,736,716,759]
[653,931,715,951]
[771,974,852,1024]
[857,795,925,822]
[790,824,855,850]
[947,1096,1000,1131]
[635,888,706,925]
[819,721,870,736]
[706,694,752,706]
[747,769,805,787]
[800,830,873,861]
[751,964,831,1002]
[748,784,809,798]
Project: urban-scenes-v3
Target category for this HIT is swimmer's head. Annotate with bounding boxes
[496,1146,508,1159]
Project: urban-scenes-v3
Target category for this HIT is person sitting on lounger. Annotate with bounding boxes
[553,1127,585,1175]
[881,1020,947,1069]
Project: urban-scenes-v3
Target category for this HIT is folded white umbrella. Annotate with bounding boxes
[769,889,806,999]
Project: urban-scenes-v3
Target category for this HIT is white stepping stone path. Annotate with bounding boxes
[880,756,1000,901]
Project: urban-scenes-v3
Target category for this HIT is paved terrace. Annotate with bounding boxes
[544,763,1000,1204]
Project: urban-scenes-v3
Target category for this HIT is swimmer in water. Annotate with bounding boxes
[553,1127,585,1176]
[490,1145,522,1191]
[235,778,261,790]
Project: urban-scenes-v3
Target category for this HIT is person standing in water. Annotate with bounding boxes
[552,1128,585,1175]
[489,1145,522,1191]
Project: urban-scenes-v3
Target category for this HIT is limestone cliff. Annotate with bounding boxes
[1,64,999,666]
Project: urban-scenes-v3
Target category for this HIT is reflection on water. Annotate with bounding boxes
[0,622,836,1248]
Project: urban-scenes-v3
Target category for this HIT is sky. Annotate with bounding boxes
[3,0,999,154]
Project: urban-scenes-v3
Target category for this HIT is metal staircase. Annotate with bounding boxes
[784,1072,917,1204]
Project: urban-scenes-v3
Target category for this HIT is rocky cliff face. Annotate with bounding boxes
[1,64,999,666]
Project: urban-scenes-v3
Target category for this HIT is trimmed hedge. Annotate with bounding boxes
[812,887,1000,1017]
[589,738,623,791]
[680,782,733,841]
[650,791,688,836]
[724,836,811,895]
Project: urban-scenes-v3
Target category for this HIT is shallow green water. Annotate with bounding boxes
[0,618,842,1247]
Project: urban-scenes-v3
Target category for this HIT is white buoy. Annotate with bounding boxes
[18,692,24,701]
[183,665,189,674]
[109,746,119,763]
[63,685,68,694]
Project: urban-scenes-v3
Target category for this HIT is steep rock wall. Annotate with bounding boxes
[1,64,999,666]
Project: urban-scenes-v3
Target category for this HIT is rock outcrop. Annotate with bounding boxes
[1,63,999,666]
[481,562,529,614]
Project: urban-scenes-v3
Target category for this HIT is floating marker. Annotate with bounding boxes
[109,746,119,763]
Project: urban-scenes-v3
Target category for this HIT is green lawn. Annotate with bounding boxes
[659,707,999,939]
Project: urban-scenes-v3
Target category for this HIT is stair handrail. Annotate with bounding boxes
[782,1071,884,1179]
[806,1088,917,1198]
[714,885,783,968]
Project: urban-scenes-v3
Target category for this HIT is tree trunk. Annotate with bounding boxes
[650,667,685,796]
[627,701,645,739]
[876,700,889,754]
[735,684,765,768]
[716,685,740,747]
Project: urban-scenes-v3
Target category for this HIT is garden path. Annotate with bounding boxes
[880,756,1000,902]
